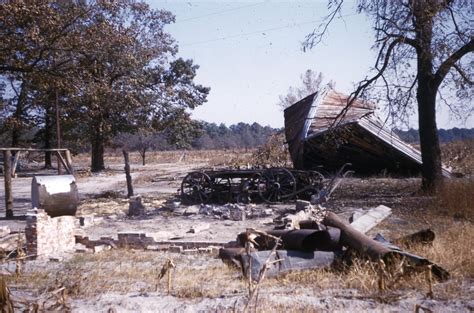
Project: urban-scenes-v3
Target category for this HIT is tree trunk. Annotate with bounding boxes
[417,81,443,191]
[91,125,105,172]
[11,82,28,147]
[140,148,146,166]
[414,5,443,192]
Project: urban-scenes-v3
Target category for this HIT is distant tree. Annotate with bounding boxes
[116,131,158,166]
[304,0,473,191]
[278,69,332,109]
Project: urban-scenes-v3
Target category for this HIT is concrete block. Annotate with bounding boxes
[169,246,183,253]
[93,245,111,253]
[0,226,11,238]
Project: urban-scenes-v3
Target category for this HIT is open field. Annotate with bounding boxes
[0,147,472,312]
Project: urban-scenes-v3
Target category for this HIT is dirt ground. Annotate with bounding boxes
[0,154,472,312]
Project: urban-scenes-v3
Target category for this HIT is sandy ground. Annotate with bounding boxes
[1,158,472,312]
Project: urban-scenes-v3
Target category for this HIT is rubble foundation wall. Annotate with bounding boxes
[26,209,76,258]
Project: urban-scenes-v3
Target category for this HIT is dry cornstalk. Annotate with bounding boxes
[158,258,175,294]
[243,229,282,313]
[15,233,26,278]
[0,276,13,313]
[426,264,433,298]
[377,259,386,291]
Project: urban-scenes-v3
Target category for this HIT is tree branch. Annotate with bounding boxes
[303,0,344,50]
[433,38,474,88]
[331,37,405,127]
[452,63,473,85]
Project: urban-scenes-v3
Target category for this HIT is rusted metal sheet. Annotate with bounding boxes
[267,228,341,252]
[31,175,79,217]
[241,250,336,281]
[284,87,452,176]
[323,212,391,260]
[374,233,449,281]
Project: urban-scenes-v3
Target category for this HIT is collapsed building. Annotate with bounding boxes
[284,88,452,176]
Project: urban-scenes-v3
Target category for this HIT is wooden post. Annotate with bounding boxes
[122,150,133,198]
[56,89,62,175]
[65,150,74,175]
[3,150,13,218]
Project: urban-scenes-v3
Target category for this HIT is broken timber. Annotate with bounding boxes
[349,205,392,234]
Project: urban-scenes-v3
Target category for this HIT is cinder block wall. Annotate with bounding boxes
[25,209,76,258]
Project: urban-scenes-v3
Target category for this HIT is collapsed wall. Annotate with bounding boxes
[25,209,76,258]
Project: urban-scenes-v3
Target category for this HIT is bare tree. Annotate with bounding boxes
[304,0,473,191]
[278,69,329,109]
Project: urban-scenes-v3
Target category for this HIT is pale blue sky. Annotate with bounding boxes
[150,0,473,129]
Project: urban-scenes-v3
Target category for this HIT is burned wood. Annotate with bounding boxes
[122,150,134,198]
[393,229,435,247]
[3,150,13,218]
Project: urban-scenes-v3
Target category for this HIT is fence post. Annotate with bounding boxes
[3,150,13,218]
[123,150,134,198]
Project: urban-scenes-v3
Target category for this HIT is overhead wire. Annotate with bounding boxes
[181,13,358,47]
[175,2,265,23]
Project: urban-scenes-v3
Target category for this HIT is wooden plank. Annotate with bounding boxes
[0,148,69,152]
[350,205,392,234]
[55,151,71,174]
[11,151,20,177]
[3,150,13,218]
[65,150,74,175]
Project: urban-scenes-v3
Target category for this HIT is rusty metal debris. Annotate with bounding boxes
[220,204,449,283]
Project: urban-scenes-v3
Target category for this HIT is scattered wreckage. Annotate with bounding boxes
[219,203,449,284]
[217,171,449,287]
[180,167,326,204]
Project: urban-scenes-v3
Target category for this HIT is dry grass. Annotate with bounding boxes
[8,250,246,300]
[441,139,474,175]
[428,179,473,221]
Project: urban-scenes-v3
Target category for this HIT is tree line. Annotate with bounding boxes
[396,128,474,144]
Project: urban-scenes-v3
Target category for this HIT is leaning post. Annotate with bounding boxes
[123,150,134,198]
[3,150,14,218]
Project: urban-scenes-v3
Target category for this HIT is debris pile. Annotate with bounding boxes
[173,203,273,220]
[219,203,449,284]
